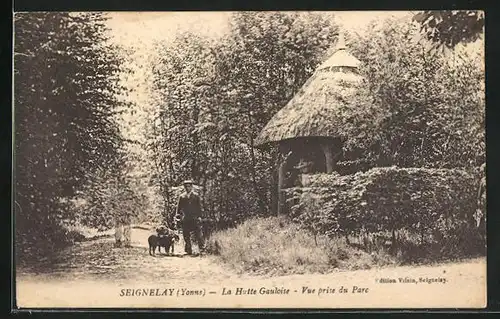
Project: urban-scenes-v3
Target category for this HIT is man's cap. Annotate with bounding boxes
[183,179,194,185]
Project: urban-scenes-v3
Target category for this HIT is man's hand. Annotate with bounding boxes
[172,215,181,228]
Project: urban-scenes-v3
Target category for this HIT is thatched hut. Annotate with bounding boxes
[254,33,365,214]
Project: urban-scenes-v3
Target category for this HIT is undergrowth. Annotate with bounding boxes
[205,216,398,276]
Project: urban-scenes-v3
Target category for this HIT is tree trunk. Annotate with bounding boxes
[191,95,201,181]
[391,228,397,252]
[201,175,208,214]
[123,224,132,247]
[114,220,123,247]
[420,225,425,245]
[248,136,268,214]
[221,143,229,217]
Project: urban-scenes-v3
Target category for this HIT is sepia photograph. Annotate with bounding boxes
[13,10,486,309]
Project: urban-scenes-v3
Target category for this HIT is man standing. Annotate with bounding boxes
[175,180,204,255]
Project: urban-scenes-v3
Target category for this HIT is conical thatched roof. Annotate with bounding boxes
[255,34,364,147]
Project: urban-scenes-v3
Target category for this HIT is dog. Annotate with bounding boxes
[148,227,180,256]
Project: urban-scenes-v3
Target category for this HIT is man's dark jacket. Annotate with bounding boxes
[176,191,202,221]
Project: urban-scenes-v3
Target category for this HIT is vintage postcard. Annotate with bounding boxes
[13,11,486,309]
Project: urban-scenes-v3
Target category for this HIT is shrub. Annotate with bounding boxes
[15,224,72,268]
[205,216,397,275]
[290,166,485,263]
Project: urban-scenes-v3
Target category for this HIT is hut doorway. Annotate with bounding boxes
[279,137,339,189]
[295,139,327,174]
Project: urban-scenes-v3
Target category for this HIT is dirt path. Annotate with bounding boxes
[17,227,237,284]
[16,228,487,309]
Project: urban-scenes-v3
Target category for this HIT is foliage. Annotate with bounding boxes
[14,12,130,261]
[69,163,147,231]
[413,10,484,50]
[206,216,397,275]
[148,12,339,227]
[290,167,486,263]
[346,17,484,169]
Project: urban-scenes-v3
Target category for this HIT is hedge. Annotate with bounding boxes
[287,166,485,260]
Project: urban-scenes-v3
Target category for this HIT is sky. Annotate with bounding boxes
[104,10,414,105]
[106,11,232,48]
[106,11,413,48]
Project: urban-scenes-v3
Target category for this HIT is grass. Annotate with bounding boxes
[205,216,398,276]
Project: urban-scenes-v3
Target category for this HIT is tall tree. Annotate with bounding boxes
[412,10,484,50]
[14,12,128,260]
[347,16,484,169]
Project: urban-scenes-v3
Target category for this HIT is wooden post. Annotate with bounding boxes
[321,142,335,174]
[278,160,286,215]
[277,143,292,216]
